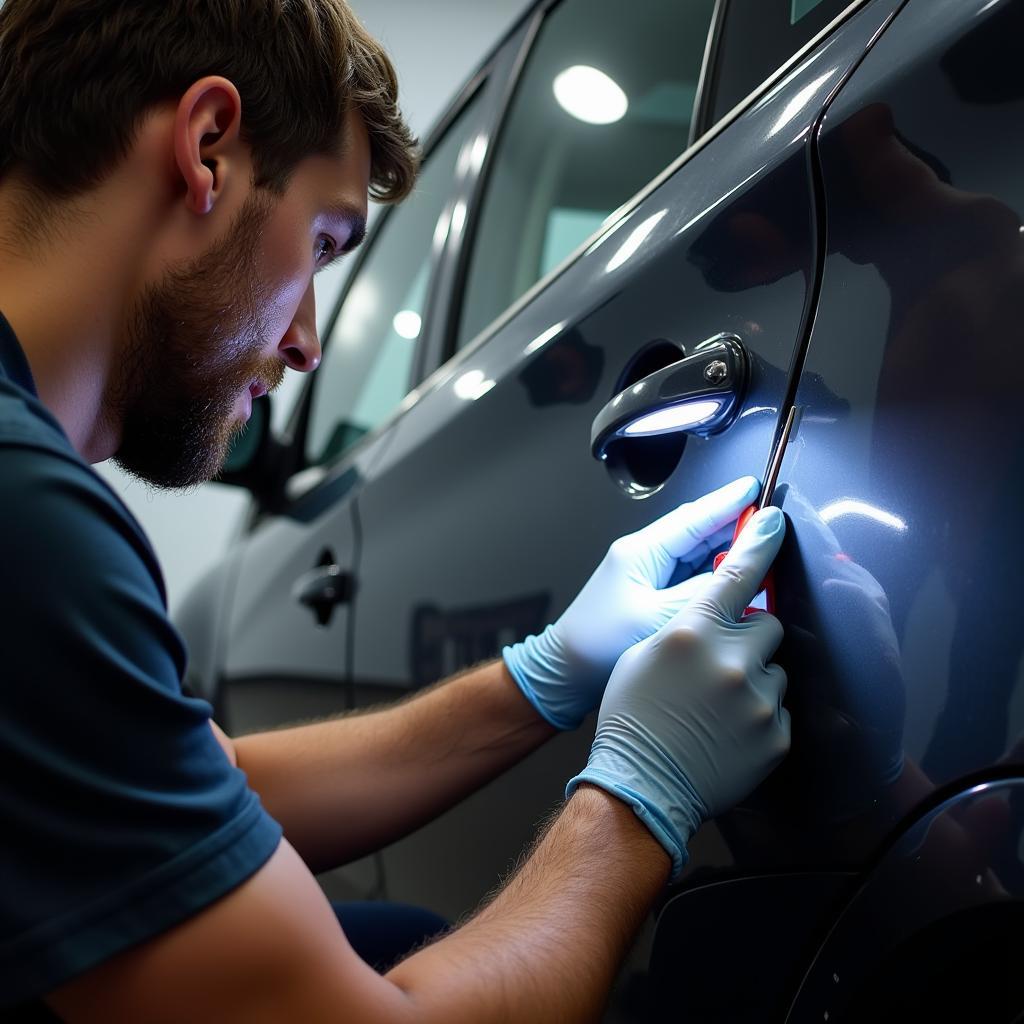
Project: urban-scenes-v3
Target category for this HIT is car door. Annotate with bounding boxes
[346,0,905,925]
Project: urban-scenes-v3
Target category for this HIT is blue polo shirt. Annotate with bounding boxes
[0,314,282,1016]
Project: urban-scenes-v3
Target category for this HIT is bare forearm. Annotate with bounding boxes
[233,660,556,871]
[387,784,669,1023]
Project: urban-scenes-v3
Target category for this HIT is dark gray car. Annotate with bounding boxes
[177,0,1024,1017]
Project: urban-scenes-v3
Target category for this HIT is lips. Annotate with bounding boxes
[249,380,268,399]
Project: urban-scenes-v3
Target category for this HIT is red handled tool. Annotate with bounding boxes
[713,405,798,615]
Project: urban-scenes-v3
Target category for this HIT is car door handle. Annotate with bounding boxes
[591,334,748,460]
[292,564,355,626]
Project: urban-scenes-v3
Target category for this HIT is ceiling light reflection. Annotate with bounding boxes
[451,200,468,236]
[768,72,834,138]
[554,65,628,125]
[392,310,422,340]
[454,369,496,401]
[819,499,907,532]
[606,209,667,273]
[524,322,565,356]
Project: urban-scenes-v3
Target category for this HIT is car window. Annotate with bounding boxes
[454,0,717,353]
[304,92,483,468]
[705,0,853,126]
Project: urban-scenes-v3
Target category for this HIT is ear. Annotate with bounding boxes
[173,76,244,217]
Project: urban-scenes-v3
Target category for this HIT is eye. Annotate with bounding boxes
[315,235,337,266]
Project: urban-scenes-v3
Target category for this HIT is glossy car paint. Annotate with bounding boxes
[173,0,1024,1015]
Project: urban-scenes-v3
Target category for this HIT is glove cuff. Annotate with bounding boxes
[502,627,581,731]
[566,768,691,882]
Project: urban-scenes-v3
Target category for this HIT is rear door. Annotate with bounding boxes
[347,0,905,920]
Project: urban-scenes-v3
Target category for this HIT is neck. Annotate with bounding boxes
[0,178,153,463]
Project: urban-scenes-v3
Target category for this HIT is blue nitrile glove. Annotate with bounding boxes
[567,506,789,880]
[503,476,760,730]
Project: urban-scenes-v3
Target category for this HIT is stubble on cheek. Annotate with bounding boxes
[110,192,283,490]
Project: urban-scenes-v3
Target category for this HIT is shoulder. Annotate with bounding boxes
[0,407,169,609]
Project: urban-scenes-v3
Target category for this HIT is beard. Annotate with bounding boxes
[110,191,286,490]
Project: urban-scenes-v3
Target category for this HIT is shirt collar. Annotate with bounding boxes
[0,311,38,397]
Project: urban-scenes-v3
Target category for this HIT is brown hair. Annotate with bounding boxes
[0,0,419,205]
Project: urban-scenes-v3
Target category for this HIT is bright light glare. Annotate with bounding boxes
[624,401,721,437]
[553,65,628,125]
[819,499,907,532]
[524,322,565,356]
[454,369,496,401]
[451,200,468,236]
[392,310,422,340]
[769,73,834,138]
[606,209,667,273]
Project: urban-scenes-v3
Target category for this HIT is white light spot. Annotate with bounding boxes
[451,200,468,236]
[454,369,496,401]
[624,400,721,436]
[392,310,422,340]
[432,213,451,250]
[469,134,489,172]
[606,209,667,273]
[819,499,907,532]
[554,65,628,125]
[524,322,565,356]
[769,73,834,138]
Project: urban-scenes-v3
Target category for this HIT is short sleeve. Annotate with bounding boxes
[0,443,282,1005]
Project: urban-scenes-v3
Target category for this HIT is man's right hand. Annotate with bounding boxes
[568,506,790,879]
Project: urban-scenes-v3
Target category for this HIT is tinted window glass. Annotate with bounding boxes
[304,94,482,467]
[706,0,851,126]
[455,0,716,352]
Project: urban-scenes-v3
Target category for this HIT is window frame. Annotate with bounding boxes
[428,0,877,377]
[696,0,861,132]
[690,0,730,147]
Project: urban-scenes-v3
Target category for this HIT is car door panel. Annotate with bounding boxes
[348,0,904,921]
[219,436,387,735]
[771,0,1024,846]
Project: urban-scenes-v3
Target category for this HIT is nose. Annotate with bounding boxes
[278,280,322,373]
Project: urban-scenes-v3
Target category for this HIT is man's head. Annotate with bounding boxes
[0,0,418,487]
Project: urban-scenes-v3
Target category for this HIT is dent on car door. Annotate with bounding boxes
[347,0,902,922]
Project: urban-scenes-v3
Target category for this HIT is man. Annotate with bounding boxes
[0,1,789,1020]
